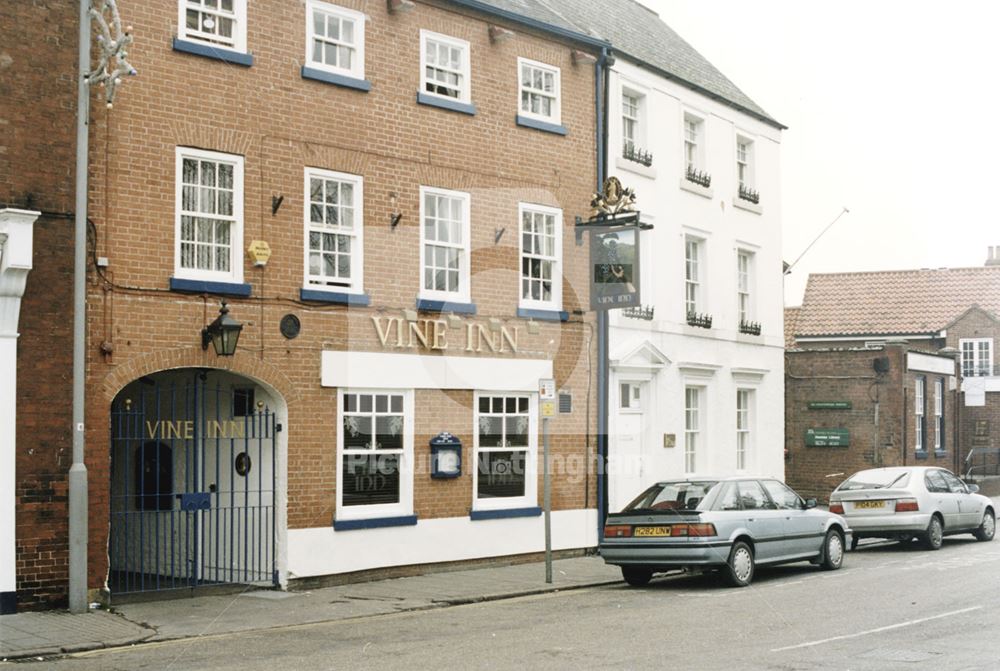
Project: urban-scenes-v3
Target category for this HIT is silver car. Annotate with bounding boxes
[829,466,996,550]
[600,477,851,587]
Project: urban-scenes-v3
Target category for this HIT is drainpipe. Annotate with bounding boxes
[595,47,612,540]
[68,0,91,614]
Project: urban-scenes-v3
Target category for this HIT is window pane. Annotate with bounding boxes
[478,451,526,498]
[342,454,400,506]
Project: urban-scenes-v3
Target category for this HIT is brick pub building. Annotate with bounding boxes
[7,0,606,608]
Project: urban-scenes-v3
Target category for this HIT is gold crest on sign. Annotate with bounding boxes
[589,176,636,218]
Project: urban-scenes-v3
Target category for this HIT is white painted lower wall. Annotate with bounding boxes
[287,508,597,578]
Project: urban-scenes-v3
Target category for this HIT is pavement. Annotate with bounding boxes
[0,555,620,661]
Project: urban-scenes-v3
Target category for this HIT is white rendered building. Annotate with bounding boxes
[599,10,786,510]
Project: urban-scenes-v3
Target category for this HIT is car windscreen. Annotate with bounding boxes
[837,469,911,491]
[622,481,719,512]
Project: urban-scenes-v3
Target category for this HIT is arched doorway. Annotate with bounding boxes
[108,368,282,596]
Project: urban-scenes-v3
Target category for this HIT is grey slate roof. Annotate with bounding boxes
[472,0,783,129]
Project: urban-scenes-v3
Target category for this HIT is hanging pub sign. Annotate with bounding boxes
[591,227,640,310]
[580,176,648,311]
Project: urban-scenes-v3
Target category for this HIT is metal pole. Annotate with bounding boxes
[68,0,91,614]
[543,416,552,584]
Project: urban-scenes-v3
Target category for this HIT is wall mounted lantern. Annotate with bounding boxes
[202,300,243,356]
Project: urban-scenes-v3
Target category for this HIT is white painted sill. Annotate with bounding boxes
[615,156,657,180]
[733,197,763,215]
[679,178,713,199]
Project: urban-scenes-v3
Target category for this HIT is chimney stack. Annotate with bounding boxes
[987,246,1000,266]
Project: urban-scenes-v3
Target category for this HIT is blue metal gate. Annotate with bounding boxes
[109,373,277,594]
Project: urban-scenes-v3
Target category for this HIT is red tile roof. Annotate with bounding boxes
[795,266,1000,337]
[783,307,801,349]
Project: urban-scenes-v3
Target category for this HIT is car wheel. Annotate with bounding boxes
[974,509,996,542]
[820,530,844,570]
[923,515,944,551]
[621,567,652,587]
[723,541,755,587]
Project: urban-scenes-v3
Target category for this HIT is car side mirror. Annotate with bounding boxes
[804,498,817,509]
[967,483,980,494]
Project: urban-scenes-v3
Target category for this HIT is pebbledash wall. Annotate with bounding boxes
[1,0,78,610]
[785,342,959,502]
[79,0,601,600]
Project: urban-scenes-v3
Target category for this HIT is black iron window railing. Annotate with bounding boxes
[685,165,711,188]
[623,305,655,321]
[738,183,760,204]
[623,142,653,167]
[686,311,712,329]
[739,320,761,336]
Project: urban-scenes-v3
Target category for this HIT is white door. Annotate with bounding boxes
[608,381,645,512]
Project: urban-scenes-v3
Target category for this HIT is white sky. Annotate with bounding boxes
[635,0,999,305]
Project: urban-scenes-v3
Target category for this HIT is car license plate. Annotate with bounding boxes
[854,500,885,509]
[634,526,670,537]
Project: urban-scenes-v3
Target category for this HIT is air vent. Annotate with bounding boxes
[558,392,573,414]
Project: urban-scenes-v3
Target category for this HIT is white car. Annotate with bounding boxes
[829,466,995,550]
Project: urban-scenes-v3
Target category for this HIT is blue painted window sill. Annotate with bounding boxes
[172,38,253,67]
[934,450,948,459]
[417,92,476,115]
[300,288,370,306]
[170,277,252,297]
[915,451,929,460]
[416,299,477,315]
[301,66,371,92]
[515,115,567,136]
[517,308,568,322]
[334,515,418,531]
[470,507,542,521]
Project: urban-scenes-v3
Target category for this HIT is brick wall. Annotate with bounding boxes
[945,309,1000,472]
[79,0,599,593]
[1,0,78,609]
[786,343,959,501]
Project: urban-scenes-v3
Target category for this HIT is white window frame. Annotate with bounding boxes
[685,236,703,317]
[473,392,538,512]
[736,134,755,189]
[683,111,705,172]
[620,86,647,155]
[934,378,943,451]
[336,389,414,521]
[518,57,561,124]
[518,202,562,311]
[619,381,643,413]
[420,30,471,104]
[736,389,752,471]
[177,0,248,54]
[304,0,365,79]
[960,338,993,377]
[915,377,925,452]
[737,249,754,324]
[419,186,471,303]
[174,147,244,283]
[303,167,364,294]
[684,386,702,473]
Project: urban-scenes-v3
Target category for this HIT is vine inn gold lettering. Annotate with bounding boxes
[372,316,520,354]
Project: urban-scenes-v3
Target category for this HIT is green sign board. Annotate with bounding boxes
[808,401,852,410]
[805,428,850,447]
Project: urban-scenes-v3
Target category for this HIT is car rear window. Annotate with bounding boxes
[622,481,719,512]
[837,469,910,491]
